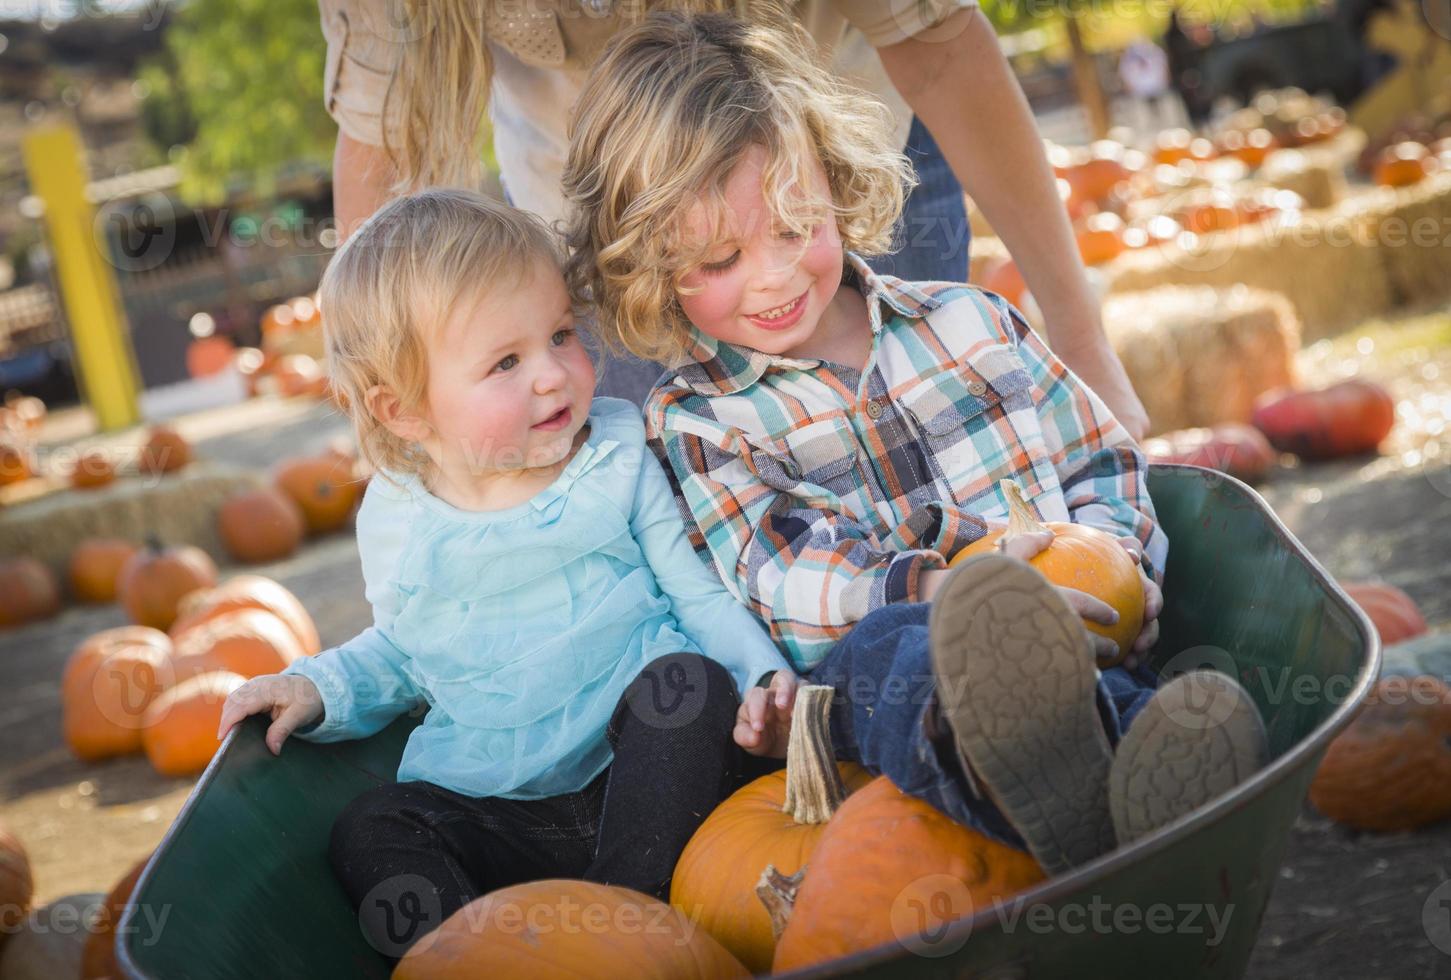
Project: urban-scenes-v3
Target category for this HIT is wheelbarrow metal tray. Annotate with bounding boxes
[118,465,1380,979]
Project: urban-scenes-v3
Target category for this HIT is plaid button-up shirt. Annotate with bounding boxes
[645,254,1168,671]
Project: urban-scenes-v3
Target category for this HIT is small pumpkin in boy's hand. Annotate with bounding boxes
[949,481,1145,667]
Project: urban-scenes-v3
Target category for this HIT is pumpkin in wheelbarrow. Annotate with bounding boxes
[950,480,1144,666]
[393,880,748,979]
[671,686,872,972]
[766,775,1045,972]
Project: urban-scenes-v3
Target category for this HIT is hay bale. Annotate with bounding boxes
[0,465,262,577]
[1103,199,1391,341]
[1102,286,1301,436]
[1360,171,1451,308]
[1261,149,1348,210]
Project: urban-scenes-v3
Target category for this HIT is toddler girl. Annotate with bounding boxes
[216,189,790,961]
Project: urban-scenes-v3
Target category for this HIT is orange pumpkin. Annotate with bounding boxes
[141,670,247,777]
[0,557,61,628]
[1178,200,1240,235]
[275,453,363,534]
[1143,423,1278,483]
[980,257,1027,309]
[948,481,1144,667]
[767,776,1045,973]
[138,426,192,475]
[1064,150,1131,205]
[1374,142,1435,188]
[394,880,749,980]
[186,334,236,379]
[0,434,34,486]
[1251,379,1396,459]
[117,540,218,630]
[1152,128,1195,165]
[171,608,306,678]
[70,449,117,490]
[1341,582,1428,646]
[1075,212,1126,267]
[69,538,141,603]
[259,302,296,343]
[1219,128,1276,167]
[1309,674,1451,831]
[271,354,329,399]
[81,855,149,980]
[0,823,34,954]
[671,686,872,972]
[218,487,305,563]
[62,626,175,761]
[170,575,321,656]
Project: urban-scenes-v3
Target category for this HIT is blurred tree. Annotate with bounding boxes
[140,0,335,202]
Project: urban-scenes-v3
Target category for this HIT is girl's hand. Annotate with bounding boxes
[1116,536,1163,670]
[216,673,324,756]
[734,671,801,758]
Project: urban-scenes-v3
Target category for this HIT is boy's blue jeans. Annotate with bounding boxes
[803,602,1159,848]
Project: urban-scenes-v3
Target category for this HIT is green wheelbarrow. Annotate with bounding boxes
[116,465,1380,979]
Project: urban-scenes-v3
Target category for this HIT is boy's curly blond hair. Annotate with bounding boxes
[320,188,562,478]
[562,10,914,366]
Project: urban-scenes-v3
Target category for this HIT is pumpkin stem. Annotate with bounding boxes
[783,684,847,824]
[145,533,164,554]
[756,865,804,943]
[999,480,1051,540]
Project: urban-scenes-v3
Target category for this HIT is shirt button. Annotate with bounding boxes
[866,400,884,420]
[967,380,989,397]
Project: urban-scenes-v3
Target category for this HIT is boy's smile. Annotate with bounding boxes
[675,144,866,363]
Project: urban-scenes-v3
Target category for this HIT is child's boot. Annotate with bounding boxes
[1108,670,1268,844]
[928,553,1115,875]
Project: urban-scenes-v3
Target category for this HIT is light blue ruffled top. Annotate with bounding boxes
[283,397,788,800]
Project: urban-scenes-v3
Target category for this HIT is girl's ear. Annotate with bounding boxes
[364,384,432,444]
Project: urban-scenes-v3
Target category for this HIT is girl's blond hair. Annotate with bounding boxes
[562,10,914,365]
[320,188,562,478]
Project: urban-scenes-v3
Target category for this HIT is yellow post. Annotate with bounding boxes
[22,124,141,431]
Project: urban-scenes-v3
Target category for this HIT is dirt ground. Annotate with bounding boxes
[2,308,1450,978]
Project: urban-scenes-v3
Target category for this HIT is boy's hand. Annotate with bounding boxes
[735,671,800,758]
[216,673,324,756]
[1116,536,1163,670]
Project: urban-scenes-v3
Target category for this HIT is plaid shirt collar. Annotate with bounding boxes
[672,252,945,397]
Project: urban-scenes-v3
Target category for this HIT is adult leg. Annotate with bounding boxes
[328,775,604,963]
[865,116,971,284]
[586,652,746,899]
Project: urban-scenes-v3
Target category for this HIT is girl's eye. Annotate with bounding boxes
[551,328,574,346]
[776,228,802,240]
[493,354,519,373]
[701,250,740,276]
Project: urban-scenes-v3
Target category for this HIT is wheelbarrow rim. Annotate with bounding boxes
[116,464,1383,979]
[775,465,1383,978]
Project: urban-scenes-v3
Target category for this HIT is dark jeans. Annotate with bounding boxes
[593,116,971,406]
[805,602,1159,848]
[328,652,763,962]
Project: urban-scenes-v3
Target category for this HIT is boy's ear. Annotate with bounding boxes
[364,384,431,444]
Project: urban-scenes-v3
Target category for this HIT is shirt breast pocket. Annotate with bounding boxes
[746,415,861,507]
[899,345,1050,504]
